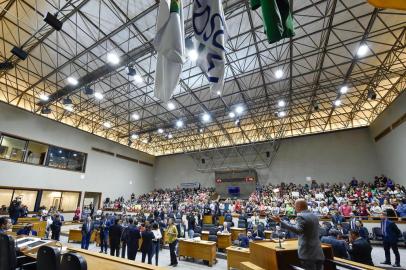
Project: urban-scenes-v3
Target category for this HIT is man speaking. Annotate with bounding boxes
[272,199,325,270]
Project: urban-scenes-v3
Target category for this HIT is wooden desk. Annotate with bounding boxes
[67,247,167,270]
[201,230,209,241]
[68,229,96,243]
[264,230,272,240]
[203,215,213,224]
[231,227,246,241]
[333,257,383,270]
[12,221,47,238]
[217,233,231,249]
[218,216,225,225]
[18,217,40,223]
[226,246,250,270]
[178,239,217,266]
[240,261,265,270]
[249,240,334,270]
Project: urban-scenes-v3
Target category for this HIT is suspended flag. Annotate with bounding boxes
[251,0,295,44]
[153,0,185,102]
[193,0,228,94]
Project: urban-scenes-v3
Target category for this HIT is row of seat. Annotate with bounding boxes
[0,234,86,270]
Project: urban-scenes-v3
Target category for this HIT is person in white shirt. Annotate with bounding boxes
[151,223,162,266]
[370,201,383,217]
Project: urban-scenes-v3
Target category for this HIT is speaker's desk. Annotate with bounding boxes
[178,239,217,266]
[226,246,250,270]
[249,240,334,270]
[67,247,167,270]
[68,229,96,243]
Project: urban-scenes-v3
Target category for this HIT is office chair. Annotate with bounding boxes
[0,234,36,270]
[37,245,61,270]
[60,253,87,270]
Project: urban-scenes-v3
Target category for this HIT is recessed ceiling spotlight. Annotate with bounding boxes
[167,133,173,139]
[199,128,204,133]
[229,112,236,118]
[235,105,244,115]
[216,90,221,96]
[274,69,284,79]
[235,119,241,126]
[334,99,342,107]
[157,128,164,134]
[132,113,140,120]
[133,74,143,84]
[94,92,104,100]
[39,94,49,101]
[107,52,120,65]
[131,134,139,140]
[167,102,176,110]
[67,76,78,86]
[176,119,184,128]
[103,122,111,128]
[202,112,211,123]
[340,86,348,94]
[357,44,369,57]
[278,100,285,107]
[64,104,74,112]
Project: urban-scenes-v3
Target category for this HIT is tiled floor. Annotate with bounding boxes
[60,235,406,269]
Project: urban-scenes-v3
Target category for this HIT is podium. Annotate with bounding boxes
[249,240,334,270]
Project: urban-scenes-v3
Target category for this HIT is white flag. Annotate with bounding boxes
[154,0,185,102]
[193,0,228,94]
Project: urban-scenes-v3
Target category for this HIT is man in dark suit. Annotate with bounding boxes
[109,219,122,257]
[348,229,373,266]
[381,210,401,267]
[126,219,141,260]
[81,216,94,250]
[320,229,349,259]
[99,215,109,254]
[272,199,325,270]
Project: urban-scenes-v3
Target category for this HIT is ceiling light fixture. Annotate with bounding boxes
[274,69,284,79]
[132,113,140,120]
[278,100,285,107]
[64,104,74,112]
[278,111,286,117]
[133,74,143,84]
[176,119,184,128]
[229,112,236,118]
[67,77,78,86]
[340,86,348,94]
[357,44,369,57]
[167,102,176,110]
[202,113,211,123]
[39,94,49,101]
[235,105,244,115]
[167,133,173,139]
[107,52,120,65]
[103,122,112,128]
[157,128,164,134]
[188,49,199,61]
[94,92,104,100]
[131,134,139,140]
[216,90,221,96]
[334,99,342,107]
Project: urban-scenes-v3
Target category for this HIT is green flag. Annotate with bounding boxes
[251,0,295,44]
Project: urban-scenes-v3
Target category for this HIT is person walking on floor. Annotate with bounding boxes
[167,218,179,267]
[141,224,155,264]
[272,199,325,270]
[381,210,401,267]
[109,218,122,257]
[152,222,162,266]
[126,218,141,260]
[81,216,94,250]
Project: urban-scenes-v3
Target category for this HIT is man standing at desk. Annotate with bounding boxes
[81,216,94,250]
[272,199,324,270]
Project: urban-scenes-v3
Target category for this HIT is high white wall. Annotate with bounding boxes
[0,102,155,206]
[154,128,382,188]
[369,92,406,185]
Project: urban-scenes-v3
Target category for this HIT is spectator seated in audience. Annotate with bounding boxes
[16,224,37,236]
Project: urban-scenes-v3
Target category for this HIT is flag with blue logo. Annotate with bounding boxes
[193,0,228,94]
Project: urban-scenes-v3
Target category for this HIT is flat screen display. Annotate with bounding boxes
[228,186,240,196]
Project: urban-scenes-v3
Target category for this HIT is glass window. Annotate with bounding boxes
[40,191,62,210]
[12,190,37,211]
[0,135,27,161]
[60,192,80,211]
[25,141,48,165]
[45,146,68,169]
[0,189,13,209]
[67,151,86,172]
